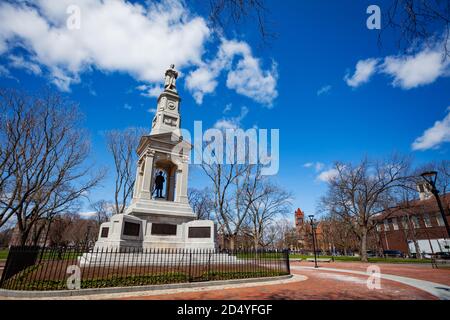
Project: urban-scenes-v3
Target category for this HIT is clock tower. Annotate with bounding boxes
[150,64,181,136]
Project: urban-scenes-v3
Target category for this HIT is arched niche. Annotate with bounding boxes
[151,158,178,201]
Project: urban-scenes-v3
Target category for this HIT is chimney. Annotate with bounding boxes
[417,182,432,201]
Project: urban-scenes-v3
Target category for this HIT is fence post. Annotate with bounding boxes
[284,249,290,274]
[188,251,192,282]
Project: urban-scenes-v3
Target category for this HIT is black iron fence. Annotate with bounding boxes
[0,246,290,291]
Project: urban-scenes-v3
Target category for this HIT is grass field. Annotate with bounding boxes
[0,249,9,260]
[289,254,432,264]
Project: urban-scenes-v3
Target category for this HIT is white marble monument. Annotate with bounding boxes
[93,65,216,250]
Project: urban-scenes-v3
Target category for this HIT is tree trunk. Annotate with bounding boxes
[413,239,422,259]
[253,228,259,251]
[229,235,235,251]
[360,227,368,262]
[20,230,29,246]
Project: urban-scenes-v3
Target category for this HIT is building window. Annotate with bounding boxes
[384,220,390,231]
[436,215,445,227]
[391,218,399,230]
[376,224,381,232]
[402,216,409,229]
[412,216,420,229]
[423,214,432,228]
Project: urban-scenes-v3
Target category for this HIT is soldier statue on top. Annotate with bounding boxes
[164,64,178,92]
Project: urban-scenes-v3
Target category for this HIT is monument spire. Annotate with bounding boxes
[150,64,181,136]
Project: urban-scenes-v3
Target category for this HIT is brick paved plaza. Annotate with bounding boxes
[110,261,449,300]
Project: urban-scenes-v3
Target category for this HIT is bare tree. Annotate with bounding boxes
[318,214,360,256]
[105,127,145,214]
[382,0,450,57]
[204,0,274,43]
[0,88,104,245]
[188,187,214,220]
[90,200,113,227]
[245,180,292,250]
[201,159,251,250]
[319,155,411,262]
[264,218,298,249]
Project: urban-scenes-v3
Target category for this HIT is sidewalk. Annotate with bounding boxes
[293,261,450,285]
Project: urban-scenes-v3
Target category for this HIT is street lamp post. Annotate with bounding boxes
[420,171,450,239]
[308,215,319,268]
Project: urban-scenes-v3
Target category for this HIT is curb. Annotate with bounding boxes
[0,274,293,299]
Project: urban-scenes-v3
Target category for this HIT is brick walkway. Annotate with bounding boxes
[297,261,450,286]
[118,262,449,300]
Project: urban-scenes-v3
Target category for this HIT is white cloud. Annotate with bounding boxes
[79,211,96,218]
[223,103,232,113]
[382,49,450,89]
[412,107,450,151]
[0,65,10,77]
[8,55,42,75]
[344,58,379,88]
[147,107,157,114]
[303,162,324,172]
[186,39,278,106]
[213,106,249,130]
[124,103,132,110]
[0,0,209,90]
[136,84,163,98]
[226,57,278,106]
[317,85,331,96]
[345,38,450,89]
[316,168,339,182]
[185,67,219,104]
[0,0,278,105]
[214,119,240,130]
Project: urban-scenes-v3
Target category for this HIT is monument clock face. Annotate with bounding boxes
[168,102,176,110]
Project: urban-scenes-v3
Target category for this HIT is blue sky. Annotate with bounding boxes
[0,0,449,218]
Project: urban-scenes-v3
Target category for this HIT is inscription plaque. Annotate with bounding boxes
[188,227,211,238]
[123,222,140,237]
[100,227,109,238]
[151,223,177,236]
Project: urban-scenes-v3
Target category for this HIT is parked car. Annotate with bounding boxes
[366,250,377,257]
[383,250,403,258]
[434,252,450,260]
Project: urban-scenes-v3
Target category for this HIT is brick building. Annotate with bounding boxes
[294,208,326,252]
[374,188,450,257]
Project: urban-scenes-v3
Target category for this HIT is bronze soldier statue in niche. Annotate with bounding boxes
[154,171,165,198]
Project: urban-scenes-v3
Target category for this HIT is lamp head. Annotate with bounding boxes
[420,171,438,185]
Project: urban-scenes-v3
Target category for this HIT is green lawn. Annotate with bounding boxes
[0,249,9,260]
[289,254,432,264]
[236,252,284,259]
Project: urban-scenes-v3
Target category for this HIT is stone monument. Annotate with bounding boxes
[93,65,215,250]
